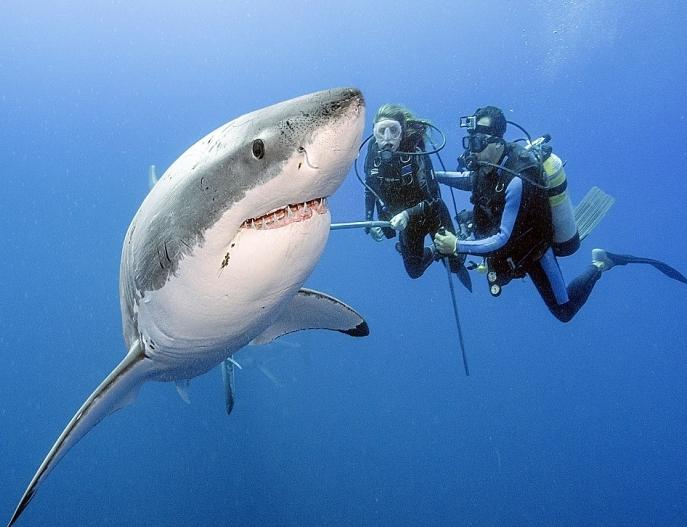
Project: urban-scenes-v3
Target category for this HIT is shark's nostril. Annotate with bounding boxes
[298,147,319,169]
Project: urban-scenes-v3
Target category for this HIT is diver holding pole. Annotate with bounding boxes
[330,220,471,376]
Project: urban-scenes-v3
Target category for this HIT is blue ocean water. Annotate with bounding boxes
[2,1,686,525]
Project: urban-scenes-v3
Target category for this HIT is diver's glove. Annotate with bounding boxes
[389,210,410,231]
[434,230,458,256]
[368,226,385,242]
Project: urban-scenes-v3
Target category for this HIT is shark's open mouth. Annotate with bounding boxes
[240,198,328,230]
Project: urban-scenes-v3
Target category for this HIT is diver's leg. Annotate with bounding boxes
[563,265,603,320]
[529,248,602,322]
[435,200,455,234]
[399,220,433,279]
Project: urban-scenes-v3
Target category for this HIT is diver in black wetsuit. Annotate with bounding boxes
[433,106,686,322]
[364,104,464,280]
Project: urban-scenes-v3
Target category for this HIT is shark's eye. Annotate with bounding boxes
[252,139,265,159]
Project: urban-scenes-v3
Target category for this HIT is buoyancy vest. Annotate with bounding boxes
[365,141,431,216]
[471,142,553,273]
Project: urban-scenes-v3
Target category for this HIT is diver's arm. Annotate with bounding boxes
[457,177,523,255]
[435,170,474,191]
[405,156,440,218]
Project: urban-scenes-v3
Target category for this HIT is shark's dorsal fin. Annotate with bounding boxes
[251,288,369,346]
[148,164,158,190]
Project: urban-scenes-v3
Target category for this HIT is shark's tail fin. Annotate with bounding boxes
[574,186,615,241]
[7,341,152,527]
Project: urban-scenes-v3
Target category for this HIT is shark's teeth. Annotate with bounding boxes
[241,198,327,230]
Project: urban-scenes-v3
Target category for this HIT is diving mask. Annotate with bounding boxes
[462,132,500,153]
[373,119,402,152]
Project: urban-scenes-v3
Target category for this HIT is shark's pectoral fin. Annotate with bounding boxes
[251,288,369,346]
[220,289,368,416]
[221,358,236,416]
[8,340,153,527]
[256,363,286,388]
[175,380,191,404]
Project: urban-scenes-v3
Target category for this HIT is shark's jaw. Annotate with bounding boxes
[240,197,327,230]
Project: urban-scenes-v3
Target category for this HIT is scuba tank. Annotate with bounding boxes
[526,135,580,257]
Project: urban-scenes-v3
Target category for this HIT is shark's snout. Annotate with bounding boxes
[230,87,365,233]
[299,87,364,120]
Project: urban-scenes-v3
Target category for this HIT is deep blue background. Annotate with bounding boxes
[2,2,686,526]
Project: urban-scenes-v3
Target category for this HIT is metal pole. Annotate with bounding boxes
[444,258,470,376]
[330,220,392,231]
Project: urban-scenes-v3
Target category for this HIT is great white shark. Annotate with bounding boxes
[8,87,367,526]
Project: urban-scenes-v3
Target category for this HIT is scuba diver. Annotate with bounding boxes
[433,106,686,322]
[363,103,466,281]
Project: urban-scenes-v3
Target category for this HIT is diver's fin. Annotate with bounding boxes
[221,358,236,416]
[574,186,615,241]
[605,251,687,284]
[148,164,158,189]
[175,380,191,404]
[250,288,369,346]
[7,341,153,527]
[444,256,472,292]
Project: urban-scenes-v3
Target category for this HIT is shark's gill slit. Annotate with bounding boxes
[240,198,327,230]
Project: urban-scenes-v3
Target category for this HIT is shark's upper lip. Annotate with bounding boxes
[240,197,328,230]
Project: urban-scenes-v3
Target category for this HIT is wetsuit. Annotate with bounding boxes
[438,143,602,322]
[364,139,459,279]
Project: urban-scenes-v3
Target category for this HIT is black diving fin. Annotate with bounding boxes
[454,262,473,292]
[606,251,687,285]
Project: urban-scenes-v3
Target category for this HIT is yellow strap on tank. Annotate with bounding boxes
[549,192,568,207]
[547,169,566,189]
